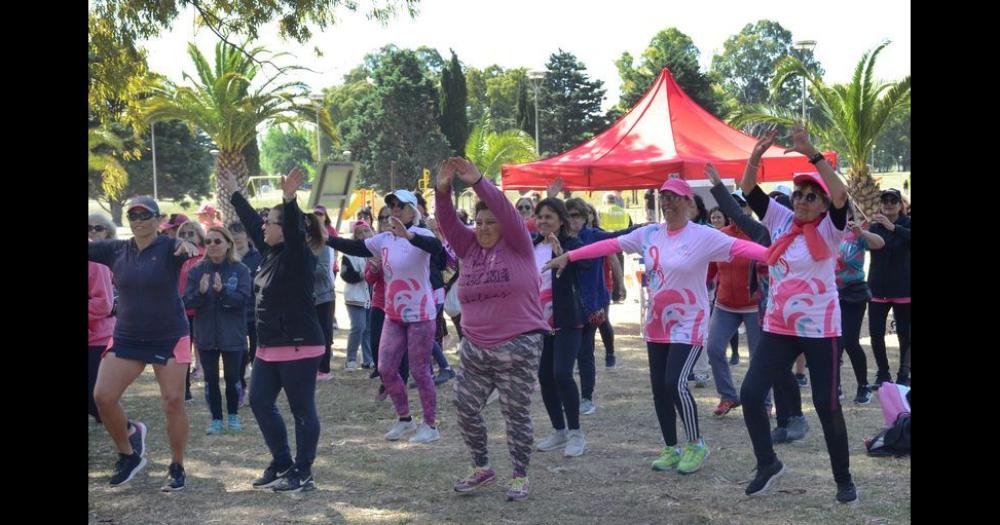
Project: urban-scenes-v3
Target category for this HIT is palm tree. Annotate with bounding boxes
[142,41,309,222]
[89,126,129,202]
[464,114,538,182]
[730,41,910,216]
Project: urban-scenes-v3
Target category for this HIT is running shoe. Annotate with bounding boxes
[128,421,147,458]
[454,467,497,493]
[206,419,224,435]
[536,429,568,451]
[109,452,146,487]
[506,476,530,501]
[836,481,859,504]
[651,447,683,471]
[677,441,709,474]
[785,416,809,441]
[272,469,315,493]
[713,399,740,416]
[855,385,873,405]
[160,463,186,492]
[564,430,586,457]
[384,420,417,441]
[227,414,242,433]
[745,460,785,496]
[409,424,441,443]
[580,398,596,415]
[253,462,293,489]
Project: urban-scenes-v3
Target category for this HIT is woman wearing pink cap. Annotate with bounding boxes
[544,176,767,476]
[197,203,224,231]
[736,125,857,504]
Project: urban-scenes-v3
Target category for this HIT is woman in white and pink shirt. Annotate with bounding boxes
[544,177,767,476]
[736,126,857,504]
[327,189,443,444]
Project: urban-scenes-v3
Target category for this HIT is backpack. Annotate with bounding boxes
[865,412,911,457]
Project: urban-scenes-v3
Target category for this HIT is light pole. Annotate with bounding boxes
[793,40,817,122]
[150,122,158,200]
[528,70,545,155]
[310,93,325,164]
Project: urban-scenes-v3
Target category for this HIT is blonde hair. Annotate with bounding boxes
[203,226,241,263]
[88,213,117,239]
[177,221,206,246]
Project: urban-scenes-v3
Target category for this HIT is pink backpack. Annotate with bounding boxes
[878,383,911,427]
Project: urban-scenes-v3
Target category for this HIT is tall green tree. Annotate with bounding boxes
[615,28,722,117]
[439,50,469,155]
[730,41,910,216]
[143,41,309,222]
[260,125,315,176]
[515,78,534,137]
[464,115,538,182]
[467,66,527,131]
[873,110,910,172]
[341,48,451,191]
[538,50,607,157]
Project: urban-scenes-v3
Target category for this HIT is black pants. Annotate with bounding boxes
[241,320,257,390]
[88,345,104,422]
[869,302,911,377]
[200,349,244,420]
[647,342,702,446]
[185,315,195,399]
[578,323,598,400]
[598,318,614,357]
[249,356,322,476]
[740,332,852,485]
[839,300,869,386]
[730,333,740,356]
[316,301,334,373]
[371,307,408,382]
[451,314,463,341]
[772,368,803,428]
[539,329,583,431]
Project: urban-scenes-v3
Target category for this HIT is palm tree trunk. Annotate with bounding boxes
[215,150,249,224]
[846,165,883,219]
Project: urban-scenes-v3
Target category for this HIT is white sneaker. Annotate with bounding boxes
[580,398,596,415]
[346,361,358,371]
[564,429,587,457]
[384,420,417,441]
[536,429,568,451]
[408,423,440,443]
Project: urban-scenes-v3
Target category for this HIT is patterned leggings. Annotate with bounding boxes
[453,333,542,477]
[379,318,437,426]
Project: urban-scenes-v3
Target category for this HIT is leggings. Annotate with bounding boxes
[869,302,911,377]
[371,307,409,383]
[598,318,614,357]
[454,333,542,477]
[451,314,463,341]
[539,329,583,431]
[316,301,334,373]
[740,332,852,485]
[200,349,244,420]
[839,300,869,387]
[646,342,702,446]
[379,318,437,425]
[185,315,195,399]
[578,323,599,400]
[88,345,105,422]
[249,356,321,475]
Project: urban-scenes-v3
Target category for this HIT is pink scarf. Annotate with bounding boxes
[765,216,831,265]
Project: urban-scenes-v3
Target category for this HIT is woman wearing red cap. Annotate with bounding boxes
[736,125,857,504]
[197,203,224,231]
[544,176,767,476]
[89,196,200,491]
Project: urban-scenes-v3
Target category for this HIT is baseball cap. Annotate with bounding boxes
[385,189,419,208]
[313,205,328,215]
[792,172,830,196]
[197,203,217,215]
[772,185,792,198]
[126,196,160,215]
[880,188,902,200]
[659,178,693,198]
[161,213,189,231]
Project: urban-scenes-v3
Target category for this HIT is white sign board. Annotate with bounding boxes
[307,162,359,232]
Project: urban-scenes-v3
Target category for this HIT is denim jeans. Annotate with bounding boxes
[706,308,764,404]
[346,304,372,365]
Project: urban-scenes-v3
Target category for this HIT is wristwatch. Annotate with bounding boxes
[808,152,825,165]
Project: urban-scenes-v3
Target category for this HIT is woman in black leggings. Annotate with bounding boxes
[866,188,911,387]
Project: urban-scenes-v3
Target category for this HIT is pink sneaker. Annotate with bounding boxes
[316,372,334,382]
[454,467,496,493]
[506,476,530,501]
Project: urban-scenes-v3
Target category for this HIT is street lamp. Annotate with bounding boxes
[310,93,325,164]
[793,40,817,122]
[150,122,158,200]
[528,70,545,155]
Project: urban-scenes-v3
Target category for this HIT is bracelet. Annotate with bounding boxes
[808,152,825,165]
[473,174,483,185]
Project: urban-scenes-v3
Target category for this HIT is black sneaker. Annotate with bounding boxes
[745,460,785,496]
[771,427,790,444]
[605,355,616,369]
[434,368,456,386]
[896,373,910,387]
[785,416,809,441]
[854,385,873,405]
[836,481,858,504]
[160,463,186,492]
[272,469,316,493]
[729,353,740,366]
[369,369,380,379]
[252,463,293,489]
[873,371,892,389]
[795,373,808,387]
[109,452,147,486]
[128,421,147,458]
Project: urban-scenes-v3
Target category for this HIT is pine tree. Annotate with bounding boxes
[438,50,469,155]
[539,50,606,156]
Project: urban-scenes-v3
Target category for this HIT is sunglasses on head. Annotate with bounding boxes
[791,191,820,203]
[127,210,156,221]
[88,225,107,233]
[205,238,226,246]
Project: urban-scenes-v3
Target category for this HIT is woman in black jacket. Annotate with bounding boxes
[183,226,251,435]
[867,188,911,387]
[222,167,325,493]
[532,198,590,458]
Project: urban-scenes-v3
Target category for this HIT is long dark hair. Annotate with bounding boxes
[302,213,325,253]
[535,197,571,238]
[692,195,709,224]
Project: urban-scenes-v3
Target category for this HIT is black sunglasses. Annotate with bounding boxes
[127,210,156,221]
[88,225,107,233]
[205,238,226,245]
[881,197,900,204]
[568,211,584,219]
[517,204,533,211]
[791,191,820,203]
[179,230,198,238]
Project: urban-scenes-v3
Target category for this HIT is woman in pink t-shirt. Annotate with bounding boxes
[544,177,767,477]
[736,126,857,504]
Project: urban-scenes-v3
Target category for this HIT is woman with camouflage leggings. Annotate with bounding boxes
[435,158,549,502]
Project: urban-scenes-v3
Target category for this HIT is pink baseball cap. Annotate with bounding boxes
[197,203,218,215]
[792,172,830,196]
[659,178,693,199]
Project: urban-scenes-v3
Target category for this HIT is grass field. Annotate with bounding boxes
[87,290,911,525]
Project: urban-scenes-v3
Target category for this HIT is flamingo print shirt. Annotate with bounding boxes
[761,199,845,338]
[365,227,438,323]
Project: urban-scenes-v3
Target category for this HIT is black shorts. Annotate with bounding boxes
[104,336,192,365]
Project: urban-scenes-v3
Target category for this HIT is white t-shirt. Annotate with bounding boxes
[364,227,438,323]
[618,223,736,345]
[761,199,845,338]
[533,242,555,329]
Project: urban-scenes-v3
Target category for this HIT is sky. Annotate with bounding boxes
[140,0,910,111]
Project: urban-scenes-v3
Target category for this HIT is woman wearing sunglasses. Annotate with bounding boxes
[182,226,251,435]
[222,168,326,493]
[365,208,412,395]
[735,125,857,504]
[544,177,768,477]
[89,196,200,491]
[326,189,444,444]
[867,188,911,387]
[176,221,207,398]
[515,197,538,233]
[89,214,117,241]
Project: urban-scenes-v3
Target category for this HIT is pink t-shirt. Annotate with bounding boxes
[617,223,736,345]
[533,242,555,328]
[761,199,845,338]
[365,228,437,323]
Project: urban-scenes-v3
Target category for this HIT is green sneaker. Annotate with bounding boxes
[677,442,710,474]
[651,447,683,471]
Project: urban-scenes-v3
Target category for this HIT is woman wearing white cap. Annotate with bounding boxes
[544,177,768,476]
[736,125,858,504]
[326,188,444,443]
[89,195,200,491]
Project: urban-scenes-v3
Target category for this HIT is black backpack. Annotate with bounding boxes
[866,413,911,457]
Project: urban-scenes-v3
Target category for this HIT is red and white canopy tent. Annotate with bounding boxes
[501,68,836,191]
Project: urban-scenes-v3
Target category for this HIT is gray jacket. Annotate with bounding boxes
[313,245,335,305]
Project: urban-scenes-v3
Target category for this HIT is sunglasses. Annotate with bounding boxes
[88,225,107,233]
[517,204,533,211]
[127,210,156,222]
[179,230,198,238]
[881,197,900,205]
[659,193,685,203]
[205,238,226,246]
[791,191,820,203]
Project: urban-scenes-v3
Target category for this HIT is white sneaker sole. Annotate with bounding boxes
[747,463,786,497]
[385,425,417,441]
[409,434,441,443]
[536,440,568,452]
[564,446,586,457]
[109,456,147,487]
